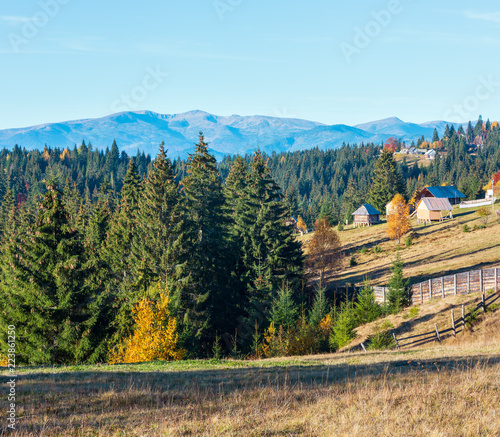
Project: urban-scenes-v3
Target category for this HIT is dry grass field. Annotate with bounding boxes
[3,302,500,437]
[3,206,500,436]
[300,203,500,288]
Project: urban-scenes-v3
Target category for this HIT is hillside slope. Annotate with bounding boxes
[301,203,500,289]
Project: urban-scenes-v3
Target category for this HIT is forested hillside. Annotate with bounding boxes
[0,118,499,365]
[0,135,304,364]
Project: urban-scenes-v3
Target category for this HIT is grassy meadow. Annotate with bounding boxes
[3,304,500,436]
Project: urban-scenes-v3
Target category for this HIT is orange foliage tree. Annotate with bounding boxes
[387,194,412,244]
[109,282,184,363]
[307,217,341,287]
[384,137,398,152]
[482,171,500,192]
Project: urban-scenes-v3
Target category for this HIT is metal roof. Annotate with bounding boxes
[418,197,452,211]
[352,204,381,216]
[424,186,465,199]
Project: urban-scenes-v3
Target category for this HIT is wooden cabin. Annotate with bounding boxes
[352,204,381,228]
[417,186,465,205]
[416,197,453,223]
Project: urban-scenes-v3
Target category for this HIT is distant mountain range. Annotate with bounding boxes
[0,110,465,159]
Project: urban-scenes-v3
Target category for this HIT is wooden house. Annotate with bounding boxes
[417,186,466,205]
[352,204,381,227]
[416,197,453,223]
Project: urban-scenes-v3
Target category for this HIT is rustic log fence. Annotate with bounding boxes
[388,291,500,350]
[373,267,500,305]
[409,267,500,305]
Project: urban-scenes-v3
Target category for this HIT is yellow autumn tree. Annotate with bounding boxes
[296,216,307,233]
[387,194,412,244]
[408,189,420,209]
[491,121,499,131]
[109,282,184,363]
[60,148,71,161]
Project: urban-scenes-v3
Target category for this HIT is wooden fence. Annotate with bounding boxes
[393,291,500,349]
[373,267,500,305]
[358,291,500,351]
[409,267,500,305]
[373,286,388,304]
[459,198,496,208]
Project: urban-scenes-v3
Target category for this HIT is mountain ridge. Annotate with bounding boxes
[0,111,464,159]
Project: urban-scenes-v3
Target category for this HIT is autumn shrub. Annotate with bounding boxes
[477,207,491,225]
[337,223,344,231]
[109,282,185,364]
[261,322,289,358]
[373,245,382,254]
[0,354,8,367]
[288,315,319,355]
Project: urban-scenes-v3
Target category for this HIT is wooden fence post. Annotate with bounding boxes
[495,268,498,291]
[420,282,423,303]
[442,276,445,298]
[467,272,470,293]
[482,293,486,312]
[451,309,456,337]
[462,304,466,333]
[480,269,483,294]
[360,343,367,352]
[383,287,386,304]
[435,324,441,342]
[454,274,457,295]
[393,333,400,349]
[429,279,432,299]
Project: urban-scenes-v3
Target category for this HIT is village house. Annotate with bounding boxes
[416,197,453,223]
[425,149,436,160]
[416,185,466,205]
[352,204,381,228]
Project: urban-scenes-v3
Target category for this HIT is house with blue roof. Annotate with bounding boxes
[352,204,381,227]
[417,186,466,205]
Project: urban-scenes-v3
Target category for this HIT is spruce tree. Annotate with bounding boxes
[387,251,409,313]
[309,286,329,328]
[270,282,299,332]
[0,180,91,364]
[102,159,142,343]
[177,133,236,356]
[432,128,439,143]
[369,149,405,212]
[241,151,304,290]
[131,142,184,292]
[354,280,381,324]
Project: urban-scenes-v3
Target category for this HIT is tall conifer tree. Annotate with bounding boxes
[177,133,236,355]
[0,180,92,364]
[369,149,405,212]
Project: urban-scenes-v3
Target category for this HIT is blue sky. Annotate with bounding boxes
[1,0,500,129]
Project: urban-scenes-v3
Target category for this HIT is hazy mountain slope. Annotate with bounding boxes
[0,111,462,158]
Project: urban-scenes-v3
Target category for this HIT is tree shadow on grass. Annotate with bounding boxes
[9,353,500,435]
